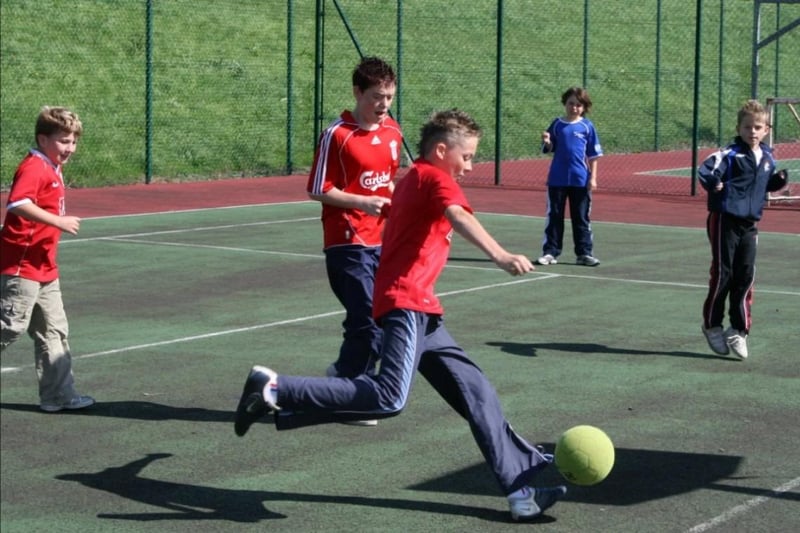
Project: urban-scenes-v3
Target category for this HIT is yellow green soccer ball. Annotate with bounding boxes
[555,425,615,486]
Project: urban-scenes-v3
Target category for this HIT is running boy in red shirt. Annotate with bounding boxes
[235,109,566,521]
[1,106,95,412]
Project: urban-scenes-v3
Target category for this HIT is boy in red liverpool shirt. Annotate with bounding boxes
[1,106,95,412]
[307,57,403,403]
[236,109,566,521]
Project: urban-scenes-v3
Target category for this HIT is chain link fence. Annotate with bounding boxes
[1,0,798,195]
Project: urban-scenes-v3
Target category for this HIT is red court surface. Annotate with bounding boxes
[2,174,796,233]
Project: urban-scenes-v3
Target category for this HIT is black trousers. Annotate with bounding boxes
[702,212,757,333]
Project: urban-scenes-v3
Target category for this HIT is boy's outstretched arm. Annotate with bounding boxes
[444,204,534,276]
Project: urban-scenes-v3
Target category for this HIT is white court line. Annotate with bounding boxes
[556,272,800,297]
[64,216,319,244]
[484,211,800,235]
[440,266,798,296]
[105,238,324,259]
[67,199,797,236]
[5,209,796,374]
[686,476,800,532]
[78,200,316,221]
[437,273,558,296]
[0,274,553,374]
[77,232,800,297]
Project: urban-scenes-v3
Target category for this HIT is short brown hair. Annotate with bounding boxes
[35,106,83,139]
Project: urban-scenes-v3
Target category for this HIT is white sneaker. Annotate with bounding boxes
[725,328,748,360]
[536,254,557,265]
[508,485,567,521]
[701,325,730,355]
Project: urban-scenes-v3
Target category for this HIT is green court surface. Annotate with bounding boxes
[1,202,798,532]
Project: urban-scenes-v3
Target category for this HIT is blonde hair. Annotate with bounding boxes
[35,106,83,139]
[737,99,768,127]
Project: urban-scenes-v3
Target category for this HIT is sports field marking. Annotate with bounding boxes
[557,272,800,297]
[105,237,325,259]
[0,275,555,374]
[446,267,799,297]
[635,166,692,178]
[104,231,800,294]
[71,208,799,238]
[78,200,317,221]
[686,476,800,533]
[3,266,794,375]
[64,216,319,244]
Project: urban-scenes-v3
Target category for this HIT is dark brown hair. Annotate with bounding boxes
[561,87,593,115]
[352,56,396,92]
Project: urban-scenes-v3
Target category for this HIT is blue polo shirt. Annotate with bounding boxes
[543,117,603,187]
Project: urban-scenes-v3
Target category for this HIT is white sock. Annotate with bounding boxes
[263,382,278,405]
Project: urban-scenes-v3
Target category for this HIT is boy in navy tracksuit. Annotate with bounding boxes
[698,99,788,360]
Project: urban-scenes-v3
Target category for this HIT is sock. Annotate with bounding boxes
[263,381,278,405]
[508,486,531,500]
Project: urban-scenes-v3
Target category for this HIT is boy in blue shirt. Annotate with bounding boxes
[536,87,603,267]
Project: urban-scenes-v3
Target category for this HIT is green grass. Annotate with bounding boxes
[1,0,798,188]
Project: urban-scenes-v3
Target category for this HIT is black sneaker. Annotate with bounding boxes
[234,366,279,436]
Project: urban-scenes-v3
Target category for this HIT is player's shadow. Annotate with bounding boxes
[0,401,235,422]
[411,447,800,505]
[486,341,730,360]
[55,453,517,523]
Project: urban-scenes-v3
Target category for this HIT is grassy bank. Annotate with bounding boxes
[1,0,797,188]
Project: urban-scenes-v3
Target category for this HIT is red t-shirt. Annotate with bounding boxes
[0,151,66,282]
[307,110,402,249]
[373,158,472,319]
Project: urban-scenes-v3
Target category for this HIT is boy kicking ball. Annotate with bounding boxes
[234,109,566,521]
[698,99,789,360]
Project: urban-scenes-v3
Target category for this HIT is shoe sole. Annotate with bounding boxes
[39,398,96,412]
[340,419,378,427]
